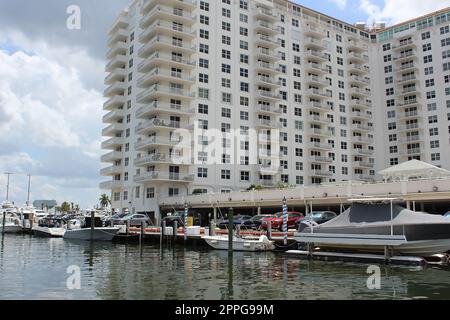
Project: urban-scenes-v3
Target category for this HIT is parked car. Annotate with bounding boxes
[218,215,253,229]
[112,213,150,227]
[295,211,337,230]
[261,212,304,231]
[241,214,277,230]
[162,211,201,228]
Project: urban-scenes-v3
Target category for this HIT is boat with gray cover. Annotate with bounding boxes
[294,199,450,257]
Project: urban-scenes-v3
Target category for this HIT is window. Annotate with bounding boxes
[198,168,208,178]
[146,187,155,199]
[240,171,250,181]
[221,170,231,180]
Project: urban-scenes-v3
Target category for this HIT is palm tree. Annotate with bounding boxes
[99,194,111,209]
[60,202,71,213]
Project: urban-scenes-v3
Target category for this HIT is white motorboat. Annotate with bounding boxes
[32,226,66,238]
[63,227,120,241]
[0,212,22,234]
[294,198,450,257]
[203,235,275,252]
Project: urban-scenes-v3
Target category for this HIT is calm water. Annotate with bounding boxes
[1,234,450,300]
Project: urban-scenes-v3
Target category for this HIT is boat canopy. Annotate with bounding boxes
[378,160,450,181]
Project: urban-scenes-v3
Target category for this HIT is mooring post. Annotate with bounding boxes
[126,220,130,237]
[173,220,178,244]
[184,202,188,241]
[267,221,272,240]
[162,220,166,240]
[1,212,6,235]
[228,208,234,253]
[140,221,144,244]
[282,197,288,246]
[90,211,95,241]
[210,220,215,236]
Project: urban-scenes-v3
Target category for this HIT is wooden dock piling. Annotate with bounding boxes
[228,208,234,252]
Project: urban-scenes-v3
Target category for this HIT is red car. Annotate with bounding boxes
[261,212,304,231]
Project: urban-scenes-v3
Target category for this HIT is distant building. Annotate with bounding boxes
[33,200,57,209]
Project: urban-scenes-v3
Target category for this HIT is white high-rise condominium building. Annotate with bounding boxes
[100,0,450,221]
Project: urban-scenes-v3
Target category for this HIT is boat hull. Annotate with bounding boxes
[0,225,22,234]
[203,236,275,252]
[32,226,66,238]
[63,227,120,241]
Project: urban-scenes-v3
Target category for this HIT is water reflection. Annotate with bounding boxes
[1,235,450,300]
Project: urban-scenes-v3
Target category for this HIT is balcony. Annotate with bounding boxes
[354,136,374,144]
[255,20,280,35]
[101,151,123,163]
[398,123,422,132]
[141,20,196,44]
[136,84,195,103]
[350,99,371,109]
[135,136,188,151]
[307,102,332,112]
[396,75,418,85]
[398,86,420,96]
[255,48,281,62]
[100,166,123,176]
[107,29,128,48]
[104,82,126,98]
[134,171,194,183]
[310,156,334,163]
[395,63,418,73]
[350,111,372,121]
[348,64,370,75]
[398,110,419,120]
[306,88,331,100]
[103,95,125,111]
[393,39,416,51]
[257,90,282,102]
[138,51,196,72]
[349,75,370,86]
[105,55,127,72]
[106,41,127,60]
[102,123,125,137]
[257,104,281,116]
[99,180,123,190]
[307,114,332,125]
[137,68,195,88]
[256,75,282,87]
[400,148,423,156]
[258,165,283,175]
[305,49,329,62]
[351,124,373,132]
[347,52,369,63]
[136,101,195,119]
[397,99,419,108]
[305,62,329,74]
[104,68,126,85]
[353,148,374,156]
[303,25,325,38]
[140,5,196,29]
[306,75,329,87]
[101,137,124,150]
[134,153,191,166]
[255,61,281,74]
[135,118,193,135]
[255,34,279,48]
[308,142,332,151]
[108,15,129,36]
[309,128,332,137]
[393,51,417,62]
[311,170,333,178]
[355,175,374,182]
[398,135,424,144]
[254,7,278,22]
[349,87,371,97]
[305,37,329,50]
[353,161,374,169]
[256,119,281,129]
[141,0,197,14]
[103,109,124,123]
[138,35,196,58]
[347,39,367,52]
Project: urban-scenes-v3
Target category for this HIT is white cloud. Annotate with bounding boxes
[359,0,450,26]
[330,0,347,10]
[0,35,105,208]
